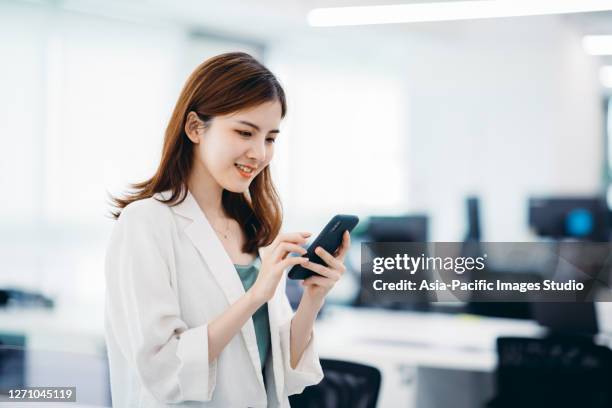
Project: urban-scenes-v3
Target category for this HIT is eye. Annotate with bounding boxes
[235,130,252,137]
[266,137,276,144]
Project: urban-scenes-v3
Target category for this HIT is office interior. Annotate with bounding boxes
[2,0,612,407]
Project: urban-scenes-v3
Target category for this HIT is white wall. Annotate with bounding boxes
[269,15,604,241]
[0,1,263,303]
[405,17,603,241]
[0,2,606,304]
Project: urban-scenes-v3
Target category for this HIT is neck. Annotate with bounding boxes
[187,160,225,219]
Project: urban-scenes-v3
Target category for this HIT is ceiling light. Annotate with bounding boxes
[308,0,612,27]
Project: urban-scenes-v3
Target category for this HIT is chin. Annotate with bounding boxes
[223,182,251,194]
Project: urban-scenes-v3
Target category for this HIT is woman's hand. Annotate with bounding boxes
[250,232,310,306]
[300,230,351,304]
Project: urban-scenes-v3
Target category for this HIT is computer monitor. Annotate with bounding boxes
[531,302,598,336]
[365,215,428,242]
[356,215,430,310]
[528,196,609,241]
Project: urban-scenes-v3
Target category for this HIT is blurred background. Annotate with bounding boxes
[2,0,612,407]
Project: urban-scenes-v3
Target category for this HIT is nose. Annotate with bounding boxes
[246,138,266,162]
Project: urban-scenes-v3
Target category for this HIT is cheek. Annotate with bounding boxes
[194,147,221,179]
[197,144,214,166]
[199,141,233,168]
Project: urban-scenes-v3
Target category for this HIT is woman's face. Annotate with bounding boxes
[188,100,282,193]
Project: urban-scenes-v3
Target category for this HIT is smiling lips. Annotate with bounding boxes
[235,163,256,178]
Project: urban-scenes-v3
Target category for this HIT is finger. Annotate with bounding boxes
[274,242,307,261]
[279,256,309,270]
[314,246,345,273]
[334,230,351,260]
[302,261,341,281]
[271,232,303,248]
[275,232,311,246]
[303,275,335,289]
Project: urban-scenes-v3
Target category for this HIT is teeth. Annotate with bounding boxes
[235,164,254,173]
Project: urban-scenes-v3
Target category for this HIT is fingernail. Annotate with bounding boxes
[304,232,312,236]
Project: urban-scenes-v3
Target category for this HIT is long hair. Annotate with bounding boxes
[109,52,286,253]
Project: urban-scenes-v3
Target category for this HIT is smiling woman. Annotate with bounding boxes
[110,53,286,254]
[187,101,281,201]
[104,52,352,407]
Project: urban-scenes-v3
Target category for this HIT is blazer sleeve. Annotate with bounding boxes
[105,202,217,403]
[277,274,324,396]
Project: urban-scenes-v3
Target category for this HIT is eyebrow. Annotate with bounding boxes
[236,120,280,134]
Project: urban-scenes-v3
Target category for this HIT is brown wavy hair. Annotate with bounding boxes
[109,52,286,253]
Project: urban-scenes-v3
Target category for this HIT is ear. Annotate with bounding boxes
[184,111,203,144]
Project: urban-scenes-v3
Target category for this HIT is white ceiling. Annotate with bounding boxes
[22,0,612,61]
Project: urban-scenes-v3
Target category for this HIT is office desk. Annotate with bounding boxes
[0,304,109,407]
[0,304,543,408]
[315,306,546,408]
[0,304,599,408]
[315,306,544,371]
[1,304,544,369]
[0,304,105,354]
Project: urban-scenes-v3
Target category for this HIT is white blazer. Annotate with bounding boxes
[104,190,323,407]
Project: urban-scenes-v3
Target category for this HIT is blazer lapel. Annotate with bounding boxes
[154,189,265,390]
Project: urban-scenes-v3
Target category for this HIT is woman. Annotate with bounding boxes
[104,52,350,407]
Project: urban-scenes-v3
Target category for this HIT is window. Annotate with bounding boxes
[0,1,261,301]
[268,61,408,230]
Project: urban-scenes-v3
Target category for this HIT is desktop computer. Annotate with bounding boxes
[355,215,430,310]
[365,215,428,243]
[531,302,598,336]
[528,196,609,241]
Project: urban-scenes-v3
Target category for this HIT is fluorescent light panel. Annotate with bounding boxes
[583,36,612,56]
[308,0,612,27]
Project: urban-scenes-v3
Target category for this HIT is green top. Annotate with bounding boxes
[234,257,270,370]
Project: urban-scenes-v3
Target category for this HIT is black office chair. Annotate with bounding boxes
[289,359,381,408]
[487,336,612,408]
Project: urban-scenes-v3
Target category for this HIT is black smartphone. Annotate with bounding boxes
[287,214,359,280]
